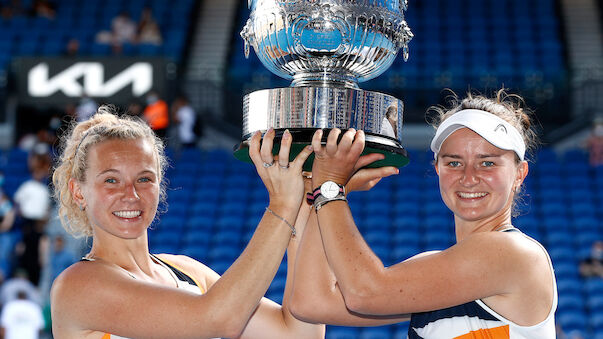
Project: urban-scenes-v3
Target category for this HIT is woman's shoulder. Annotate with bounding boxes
[50,260,130,330]
[51,260,124,299]
[461,230,551,272]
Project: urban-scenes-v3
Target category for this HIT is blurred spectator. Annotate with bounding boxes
[30,0,54,19]
[143,90,169,138]
[0,269,41,306]
[126,98,144,118]
[0,172,16,233]
[586,116,603,166]
[63,38,80,57]
[75,95,98,122]
[137,7,162,45]
[0,0,24,19]
[45,235,76,284]
[96,11,137,47]
[0,290,44,339]
[0,177,16,277]
[579,241,603,278]
[172,95,198,148]
[13,145,52,286]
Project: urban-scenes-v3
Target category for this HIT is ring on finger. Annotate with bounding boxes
[263,161,275,168]
[279,163,290,169]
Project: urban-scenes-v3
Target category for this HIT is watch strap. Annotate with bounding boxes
[314,195,347,211]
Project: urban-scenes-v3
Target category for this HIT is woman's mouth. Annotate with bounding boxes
[113,210,142,219]
[457,192,488,199]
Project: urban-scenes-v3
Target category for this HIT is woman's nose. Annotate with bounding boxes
[459,166,479,186]
[122,183,140,201]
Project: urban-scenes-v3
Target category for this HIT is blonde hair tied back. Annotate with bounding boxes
[52,105,168,237]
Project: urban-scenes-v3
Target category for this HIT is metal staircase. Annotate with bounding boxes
[560,0,603,118]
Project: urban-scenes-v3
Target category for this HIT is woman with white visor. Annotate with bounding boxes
[289,90,557,338]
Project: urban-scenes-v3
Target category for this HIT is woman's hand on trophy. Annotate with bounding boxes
[249,128,313,212]
[311,128,364,188]
[347,153,399,193]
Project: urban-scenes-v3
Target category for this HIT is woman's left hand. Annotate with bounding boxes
[311,128,364,188]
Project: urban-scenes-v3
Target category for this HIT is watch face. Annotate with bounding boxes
[321,181,340,199]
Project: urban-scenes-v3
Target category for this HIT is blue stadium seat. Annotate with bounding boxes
[391,215,421,232]
[573,217,599,232]
[557,311,587,332]
[326,326,359,339]
[390,244,420,262]
[545,231,573,248]
[574,231,601,248]
[584,279,603,297]
[591,312,603,334]
[211,230,241,247]
[363,215,392,232]
[557,278,583,296]
[150,230,182,248]
[423,231,454,250]
[423,216,451,231]
[187,216,214,230]
[587,295,603,313]
[569,201,597,218]
[179,245,207,262]
[181,229,211,247]
[209,260,232,275]
[208,245,239,262]
[553,261,579,279]
[359,327,391,339]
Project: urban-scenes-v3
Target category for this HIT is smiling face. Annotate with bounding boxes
[435,128,528,225]
[70,138,160,239]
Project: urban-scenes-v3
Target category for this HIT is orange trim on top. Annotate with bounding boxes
[101,334,111,339]
[454,325,510,339]
[158,257,205,294]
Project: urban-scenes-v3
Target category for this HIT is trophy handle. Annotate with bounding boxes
[240,19,253,59]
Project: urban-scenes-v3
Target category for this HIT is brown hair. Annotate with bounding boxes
[52,105,168,237]
[428,89,538,161]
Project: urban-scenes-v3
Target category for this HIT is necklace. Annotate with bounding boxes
[493,223,515,232]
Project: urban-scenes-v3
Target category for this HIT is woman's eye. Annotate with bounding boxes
[482,161,495,167]
[447,161,461,167]
[138,177,151,183]
[105,178,117,184]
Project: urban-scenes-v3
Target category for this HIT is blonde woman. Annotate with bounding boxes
[50,106,323,339]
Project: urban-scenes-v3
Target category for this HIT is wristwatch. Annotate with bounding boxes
[312,181,346,211]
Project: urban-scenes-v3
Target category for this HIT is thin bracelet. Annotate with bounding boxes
[265,207,296,236]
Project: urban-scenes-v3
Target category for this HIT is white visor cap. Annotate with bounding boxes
[430,109,526,161]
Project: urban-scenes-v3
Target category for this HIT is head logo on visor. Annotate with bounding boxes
[430,109,526,161]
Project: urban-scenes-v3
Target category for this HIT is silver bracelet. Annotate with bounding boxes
[265,207,296,236]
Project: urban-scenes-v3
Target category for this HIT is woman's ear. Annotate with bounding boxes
[515,161,529,189]
[68,178,85,209]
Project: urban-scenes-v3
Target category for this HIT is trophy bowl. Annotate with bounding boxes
[234,0,413,171]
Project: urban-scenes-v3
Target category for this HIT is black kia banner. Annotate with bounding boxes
[14,57,174,106]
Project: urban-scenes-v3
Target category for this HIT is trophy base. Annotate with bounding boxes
[233,128,409,172]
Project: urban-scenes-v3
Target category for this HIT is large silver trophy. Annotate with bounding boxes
[234,0,413,170]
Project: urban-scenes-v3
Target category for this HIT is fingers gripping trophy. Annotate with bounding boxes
[234,0,413,169]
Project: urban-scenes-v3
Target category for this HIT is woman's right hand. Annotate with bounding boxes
[347,153,399,193]
[249,128,313,212]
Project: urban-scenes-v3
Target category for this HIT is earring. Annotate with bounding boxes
[79,204,85,211]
